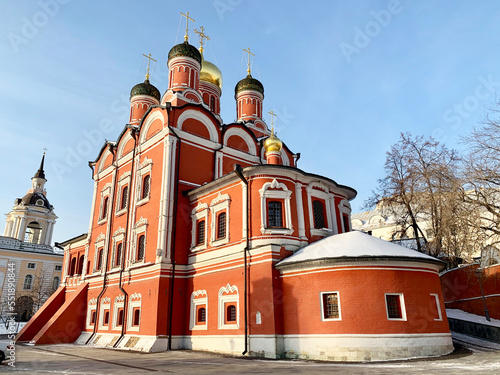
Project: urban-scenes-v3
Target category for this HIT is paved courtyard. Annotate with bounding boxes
[1,338,499,374]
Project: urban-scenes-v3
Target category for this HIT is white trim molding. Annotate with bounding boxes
[190,289,208,330]
[218,284,239,330]
[259,179,293,235]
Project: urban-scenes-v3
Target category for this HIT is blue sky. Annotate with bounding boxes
[1,0,500,243]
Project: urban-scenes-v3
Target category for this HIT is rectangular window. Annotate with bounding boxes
[385,294,405,320]
[117,308,124,326]
[137,235,145,261]
[226,304,237,323]
[197,306,207,323]
[133,308,140,326]
[321,292,341,320]
[90,310,97,325]
[342,214,350,232]
[313,200,326,229]
[103,310,110,326]
[196,220,206,245]
[55,265,62,271]
[27,262,36,269]
[430,293,443,321]
[268,201,283,227]
[217,212,227,239]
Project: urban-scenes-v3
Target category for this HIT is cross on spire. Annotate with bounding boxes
[243,47,255,76]
[194,26,210,54]
[180,11,195,42]
[268,110,277,133]
[142,53,157,81]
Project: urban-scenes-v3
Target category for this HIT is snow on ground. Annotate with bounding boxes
[0,321,26,334]
[446,308,500,328]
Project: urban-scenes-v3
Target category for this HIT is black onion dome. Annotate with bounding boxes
[168,41,202,64]
[235,74,264,97]
[130,79,161,101]
[19,192,52,210]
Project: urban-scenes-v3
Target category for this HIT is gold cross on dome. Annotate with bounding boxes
[243,47,255,75]
[180,11,195,42]
[194,26,210,54]
[268,110,277,133]
[142,53,157,80]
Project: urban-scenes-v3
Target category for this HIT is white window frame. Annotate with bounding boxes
[112,295,125,331]
[210,193,230,246]
[115,173,131,216]
[98,297,111,329]
[131,218,147,265]
[307,182,334,237]
[385,293,407,321]
[97,184,111,224]
[430,293,443,321]
[191,203,209,251]
[259,179,293,235]
[111,227,125,269]
[23,274,34,290]
[320,291,342,321]
[127,293,141,332]
[86,298,98,328]
[218,284,239,330]
[27,262,37,270]
[136,158,153,206]
[93,234,105,274]
[190,290,208,330]
[339,199,352,233]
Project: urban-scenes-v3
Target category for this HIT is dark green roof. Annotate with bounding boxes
[168,41,202,64]
[234,74,264,97]
[130,79,161,101]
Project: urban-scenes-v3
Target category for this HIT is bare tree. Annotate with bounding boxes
[369,133,465,266]
[462,105,500,250]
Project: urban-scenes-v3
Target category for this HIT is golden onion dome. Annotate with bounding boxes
[264,132,283,153]
[200,58,223,89]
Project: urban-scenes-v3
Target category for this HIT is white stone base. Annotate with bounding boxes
[73,332,453,362]
[75,332,168,353]
[281,333,454,362]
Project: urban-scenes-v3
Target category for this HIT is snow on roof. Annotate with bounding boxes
[277,231,441,267]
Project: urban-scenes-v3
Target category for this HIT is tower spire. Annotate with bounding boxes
[243,47,255,76]
[180,11,195,42]
[34,150,46,179]
[194,26,210,55]
[142,53,157,81]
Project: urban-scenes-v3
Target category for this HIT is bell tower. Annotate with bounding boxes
[4,153,57,246]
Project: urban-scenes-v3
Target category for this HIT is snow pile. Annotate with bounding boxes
[278,231,440,266]
[446,309,500,328]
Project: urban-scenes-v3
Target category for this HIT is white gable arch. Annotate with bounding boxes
[223,127,257,155]
[177,110,219,143]
[139,111,166,144]
[97,148,113,173]
[116,132,134,160]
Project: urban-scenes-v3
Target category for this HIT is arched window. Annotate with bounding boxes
[70,257,77,275]
[115,243,123,267]
[313,200,326,229]
[226,304,236,322]
[217,212,226,239]
[137,235,145,261]
[52,276,60,291]
[196,220,205,245]
[210,96,215,112]
[26,221,42,244]
[197,307,206,323]
[117,309,124,326]
[23,274,33,290]
[141,175,150,200]
[97,248,103,270]
[102,197,109,219]
[77,255,84,275]
[267,201,283,228]
[120,186,128,210]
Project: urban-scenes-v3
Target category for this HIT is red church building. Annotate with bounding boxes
[18,24,453,361]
